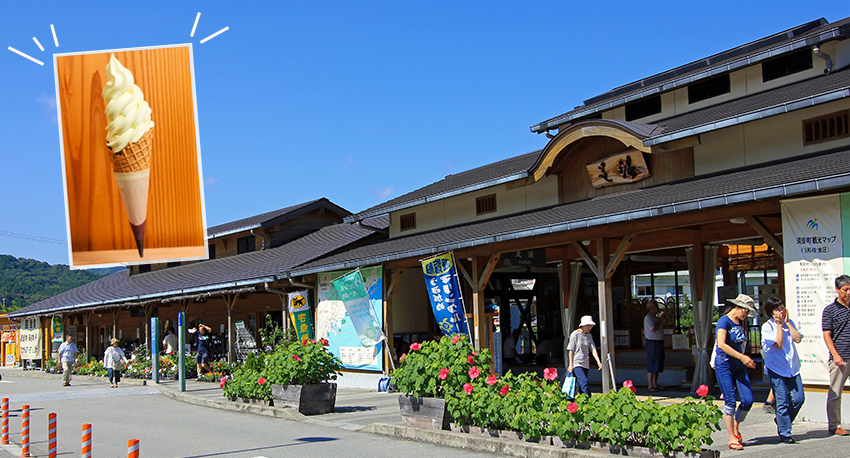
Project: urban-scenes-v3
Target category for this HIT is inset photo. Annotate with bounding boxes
[54,44,207,268]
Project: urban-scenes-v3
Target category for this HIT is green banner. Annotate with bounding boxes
[51,316,63,343]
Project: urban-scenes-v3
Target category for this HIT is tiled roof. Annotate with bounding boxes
[532,16,849,133]
[344,150,542,222]
[288,147,850,276]
[207,198,350,238]
[10,215,388,317]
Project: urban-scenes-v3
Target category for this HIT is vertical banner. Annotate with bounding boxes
[20,318,42,360]
[51,317,63,343]
[332,271,385,346]
[421,253,470,336]
[316,267,383,371]
[782,194,847,385]
[287,290,314,343]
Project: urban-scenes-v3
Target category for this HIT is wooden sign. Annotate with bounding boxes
[586,149,651,189]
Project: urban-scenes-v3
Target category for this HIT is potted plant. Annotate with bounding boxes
[265,338,342,415]
[391,334,491,430]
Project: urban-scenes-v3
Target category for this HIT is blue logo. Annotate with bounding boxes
[807,219,818,230]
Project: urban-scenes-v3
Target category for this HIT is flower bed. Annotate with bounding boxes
[392,334,721,456]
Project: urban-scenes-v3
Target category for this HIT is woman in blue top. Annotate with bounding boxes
[761,295,803,444]
[715,294,757,451]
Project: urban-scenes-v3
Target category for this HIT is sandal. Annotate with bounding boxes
[735,433,742,442]
[648,387,659,393]
[728,442,743,450]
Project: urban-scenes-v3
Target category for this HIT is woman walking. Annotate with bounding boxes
[566,315,603,395]
[761,295,804,444]
[715,294,757,450]
[104,338,128,388]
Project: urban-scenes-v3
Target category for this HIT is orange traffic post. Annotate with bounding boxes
[1,397,8,445]
[81,423,92,458]
[127,438,139,458]
[48,413,57,458]
[21,404,29,457]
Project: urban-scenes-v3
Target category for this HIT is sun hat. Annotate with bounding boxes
[728,294,757,314]
[110,338,120,345]
[579,315,596,327]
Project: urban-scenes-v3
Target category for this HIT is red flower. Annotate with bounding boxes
[463,383,474,395]
[468,366,480,379]
[452,335,460,344]
[623,380,636,393]
[293,355,301,362]
[400,353,407,362]
[258,377,266,385]
[410,342,421,351]
[543,367,558,381]
[486,374,497,385]
[301,339,308,346]
[438,368,449,380]
[219,381,226,388]
[468,355,474,364]
[499,384,510,395]
[566,402,578,413]
[696,384,709,397]
[220,376,228,384]
[320,338,329,346]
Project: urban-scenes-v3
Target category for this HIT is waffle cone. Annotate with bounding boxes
[110,128,153,173]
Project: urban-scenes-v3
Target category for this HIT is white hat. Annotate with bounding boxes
[579,315,596,327]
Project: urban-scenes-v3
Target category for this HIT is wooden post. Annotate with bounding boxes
[111,309,119,340]
[143,305,154,352]
[596,238,614,393]
[384,268,403,369]
[83,313,91,363]
[471,254,500,352]
[223,294,239,362]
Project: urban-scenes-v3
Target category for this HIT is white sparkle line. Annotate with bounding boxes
[33,37,44,51]
[50,24,58,47]
[200,26,228,43]
[190,12,201,37]
[8,47,44,66]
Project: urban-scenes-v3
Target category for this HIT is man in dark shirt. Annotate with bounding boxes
[822,274,850,435]
[191,323,213,380]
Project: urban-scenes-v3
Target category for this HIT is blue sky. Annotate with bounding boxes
[1,1,847,266]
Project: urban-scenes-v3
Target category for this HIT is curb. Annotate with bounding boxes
[156,383,308,421]
[361,423,610,458]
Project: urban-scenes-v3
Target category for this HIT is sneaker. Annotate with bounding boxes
[763,402,775,414]
[780,437,796,444]
[830,427,849,436]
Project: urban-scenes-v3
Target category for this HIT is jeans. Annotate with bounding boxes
[767,369,804,438]
[107,368,121,385]
[714,357,752,421]
[574,366,591,395]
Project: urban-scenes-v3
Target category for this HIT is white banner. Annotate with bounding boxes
[782,194,845,385]
[20,317,42,360]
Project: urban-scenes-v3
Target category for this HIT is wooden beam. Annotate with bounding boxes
[745,216,784,259]
[605,233,635,279]
[455,259,474,290]
[386,268,404,301]
[476,254,501,292]
[223,293,239,363]
[572,241,602,279]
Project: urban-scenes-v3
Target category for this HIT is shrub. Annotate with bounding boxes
[391,334,491,398]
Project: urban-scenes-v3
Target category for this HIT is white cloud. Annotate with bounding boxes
[204,176,219,187]
[36,93,57,122]
[370,187,393,198]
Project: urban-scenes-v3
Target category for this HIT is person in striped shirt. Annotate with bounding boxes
[822,274,850,436]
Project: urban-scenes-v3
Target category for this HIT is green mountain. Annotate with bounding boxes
[0,255,123,311]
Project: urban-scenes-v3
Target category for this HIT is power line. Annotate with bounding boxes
[0,230,66,245]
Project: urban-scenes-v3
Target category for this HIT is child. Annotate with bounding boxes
[104,338,129,388]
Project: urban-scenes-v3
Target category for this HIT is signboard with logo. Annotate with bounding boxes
[52,316,64,343]
[781,194,849,385]
[586,149,651,189]
[20,317,42,360]
[500,249,546,267]
[287,290,314,343]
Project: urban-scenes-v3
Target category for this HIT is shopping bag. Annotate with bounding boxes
[562,373,577,399]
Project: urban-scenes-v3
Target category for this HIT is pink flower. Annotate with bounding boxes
[220,376,228,384]
[472,351,477,356]
[468,366,480,379]
[543,367,558,381]
[219,381,226,388]
[463,383,474,394]
[623,380,636,393]
[499,384,510,395]
[301,338,308,346]
[320,338,329,346]
[566,402,578,413]
[410,342,421,351]
[486,374,497,385]
[258,377,266,385]
[452,335,460,344]
[696,385,709,397]
[293,355,301,362]
[468,355,474,364]
[400,353,406,362]
[438,368,449,380]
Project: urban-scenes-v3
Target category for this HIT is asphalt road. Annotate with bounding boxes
[0,376,496,457]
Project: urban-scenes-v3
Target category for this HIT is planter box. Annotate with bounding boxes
[271,383,336,415]
[551,437,718,458]
[398,396,451,430]
[237,397,273,406]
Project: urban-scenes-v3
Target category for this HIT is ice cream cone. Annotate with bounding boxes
[110,128,153,257]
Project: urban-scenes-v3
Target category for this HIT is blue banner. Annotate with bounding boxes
[421,253,469,336]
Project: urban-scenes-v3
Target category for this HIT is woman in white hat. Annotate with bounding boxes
[715,294,758,450]
[566,315,603,395]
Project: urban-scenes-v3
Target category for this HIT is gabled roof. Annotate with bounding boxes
[207,198,351,238]
[344,150,541,223]
[287,147,850,277]
[10,215,388,317]
[531,16,849,133]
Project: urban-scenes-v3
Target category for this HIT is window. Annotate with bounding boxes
[138,264,151,273]
[400,213,416,231]
[237,235,255,254]
[762,49,812,82]
[625,95,662,121]
[476,194,497,215]
[803,110,850,146]
[688,74,730,104]
[208,244,216,260]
